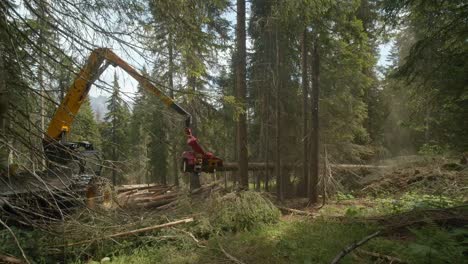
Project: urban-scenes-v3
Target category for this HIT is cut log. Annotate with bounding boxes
[219,162,388,172]
[155,199,179,211]
[140,198,177,209]
[117,184,171,193]
[133,193,178,203]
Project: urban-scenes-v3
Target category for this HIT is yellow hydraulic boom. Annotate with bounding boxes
[43,48,222,175]
[46,48,191,143]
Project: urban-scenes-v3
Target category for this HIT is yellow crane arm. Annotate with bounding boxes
[46,48,191,142]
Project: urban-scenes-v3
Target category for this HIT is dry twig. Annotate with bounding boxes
[0,219,31,264]
[0,254,24,264]
[357,249,406,263]
[330,231,381,264]
[277,206,315,217]
[217,240,245,264]
[64,218,194,247]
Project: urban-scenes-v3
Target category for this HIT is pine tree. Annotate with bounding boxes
[147,98,168,184]
[236,0,248,189]
[70,99,101,149]
[102,73,131,185]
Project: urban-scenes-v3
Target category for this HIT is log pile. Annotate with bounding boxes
[116,184,179,210]
[116,182,226,210]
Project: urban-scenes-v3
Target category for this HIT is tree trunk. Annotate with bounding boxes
[38,3,47,170]
[188,77,201,190]
[112,104,117,185]
[168,32,179,186]
[236,0,248,190]
[0,29,8,174]
[300,28,309,197]
[309,38,320,203]
[275,26,283,201]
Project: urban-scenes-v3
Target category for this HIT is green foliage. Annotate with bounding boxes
[370,225,468,264]
[197,219,379,264]
[208,191,281,232]
[0,227,52,263]
[105,244,199,264]
[147,97,169,184]
[101,73,131,183]
[336,192,356,201]
[70,99,101,148]
[418,143,447,156]
[381,0,468,153]
[375,193,464,214]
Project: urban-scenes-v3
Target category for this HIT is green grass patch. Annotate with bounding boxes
[197,218,378,264]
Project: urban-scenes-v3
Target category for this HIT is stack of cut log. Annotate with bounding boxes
[190,181,225,197]
[116,184,179,210]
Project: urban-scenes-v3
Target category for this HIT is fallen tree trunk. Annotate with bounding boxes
[117,184,162,193]
[219,162,388,172]
[277,206,316,217]
[133,193,178,203]
[140,198,177,209]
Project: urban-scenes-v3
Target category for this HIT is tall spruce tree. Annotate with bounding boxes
[102,73,131,185]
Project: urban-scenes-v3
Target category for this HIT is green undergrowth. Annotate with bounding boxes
[321,191,466,218]
[93,217,467,264]
[0,191,281,263]
[1,190,466,263]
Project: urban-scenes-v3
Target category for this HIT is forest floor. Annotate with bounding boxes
[0,156,467,264]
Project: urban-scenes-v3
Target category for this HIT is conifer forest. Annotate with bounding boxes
[0,0,467,263]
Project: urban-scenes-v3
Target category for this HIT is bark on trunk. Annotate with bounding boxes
[300,28,309,197]
[275,26,283,201]
[236,0,248,189]
[168,32,179,186]
[0,31,8,174]
[309,38,320,203]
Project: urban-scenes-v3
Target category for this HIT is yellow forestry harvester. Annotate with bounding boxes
[0,48,223,216]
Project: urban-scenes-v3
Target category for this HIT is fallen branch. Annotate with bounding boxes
[357,249,406,263]
[0,254,24,264]
[218,240,245,264]
[0,219,31,264]
[155,199,179,211]
[65,218,194,247]
[277,206,315,217]
[336,205,468,229]
[330,231,381,264]
[172,227,205,247]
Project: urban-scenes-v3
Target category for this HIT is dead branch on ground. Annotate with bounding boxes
[330,231,381,264]
[0,254,25,264]
[217,240,246,264]
[64,218,194,247]
[356,249,406,263]
[277,206,316,217]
